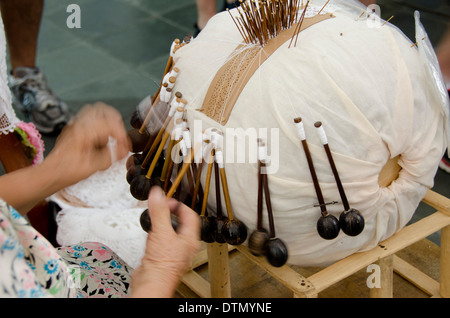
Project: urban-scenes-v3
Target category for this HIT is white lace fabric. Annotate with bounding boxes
[51,156,148,269]
[0,15,19,135]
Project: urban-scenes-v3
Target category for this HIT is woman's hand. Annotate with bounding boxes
[45,102,131,188]
[131,187,201,298]
[0,102,130,214]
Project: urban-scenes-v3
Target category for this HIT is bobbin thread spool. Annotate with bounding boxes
[128,65,180,153]
[248,139,288,267]
[215,147,248,245]
[139,208,179,233]
[314,121,365,237]
[249,140,271,256]
[129,100,187,201]
[199,144,217,243]
[293,117,340,240]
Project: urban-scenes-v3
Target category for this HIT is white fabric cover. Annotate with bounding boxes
[170,0,448,266]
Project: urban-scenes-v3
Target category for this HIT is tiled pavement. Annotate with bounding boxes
[4,0,450,244]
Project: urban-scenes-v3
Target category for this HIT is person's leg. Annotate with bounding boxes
[196,0,217,31]
[0,0,71,134]
[436,24,450,87]
[359,0,377,6]
[0,0,44,75]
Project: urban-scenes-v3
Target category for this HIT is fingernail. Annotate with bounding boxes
[149,186,165,201]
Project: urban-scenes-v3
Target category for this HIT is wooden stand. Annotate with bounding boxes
[178,157,450,298]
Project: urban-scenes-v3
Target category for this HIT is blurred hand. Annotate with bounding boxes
[131,187,200,297]
[46,102,130,188]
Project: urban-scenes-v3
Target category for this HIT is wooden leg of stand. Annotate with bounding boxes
[207,242,231,298]
[370,255,393,298]
[441,225,450,298]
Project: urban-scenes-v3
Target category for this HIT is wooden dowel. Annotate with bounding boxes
[163,157,175,193]
[201,150,215,217]
[186,160,195,197]
[257,161,264,230]
[302,139,326,214]
[140,106,170,161]
[146,130,171,179]
[441,225,450,297]
[166,144,199,198]
[139,92,161,134]
[214,160,223,218]
[191,161,204,210]
[315,121,350,211]
[262,163,276,238]
[160,139,177,182]
[294,118,327,215]
[141,115,174,169]
[152,50,175,105]
[219,164,234,220]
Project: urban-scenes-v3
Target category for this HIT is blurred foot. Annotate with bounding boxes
[9,67,71,135]
[440,150,450,174]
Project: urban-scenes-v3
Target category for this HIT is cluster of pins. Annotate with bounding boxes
[227,0,328,47]
[196,129,248,246]
[248,139,288,267]
[293,118,365,240]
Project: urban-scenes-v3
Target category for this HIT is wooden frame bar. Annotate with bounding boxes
[178,189,450,298]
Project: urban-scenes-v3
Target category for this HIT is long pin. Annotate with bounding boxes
[166,143,200,198]
[381,15,394,27]
[317,0,330,15]
[200,148,215,217]
[293,0,310,47]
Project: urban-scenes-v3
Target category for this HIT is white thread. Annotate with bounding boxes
[169,67,179,78]
[215,131,224,149]
[315,124,328,145]
[169,99,180,117]
[170,39,178,57]
[162,72,171,86]
[173,109,184,121]
[168,104,176,117]
[210,131,219,149]
[107,136,117,163]
[258,143,267,162]
[166,79,176,90]
[160,87,171,103]
[202,131,210,142]
[294,121,306,141]
[179,139,188,157]
[182,129,192,149]
[215,149,224,168]
[173,126,183,141]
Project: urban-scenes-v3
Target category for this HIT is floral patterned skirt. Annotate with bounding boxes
[57,242,133,298]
